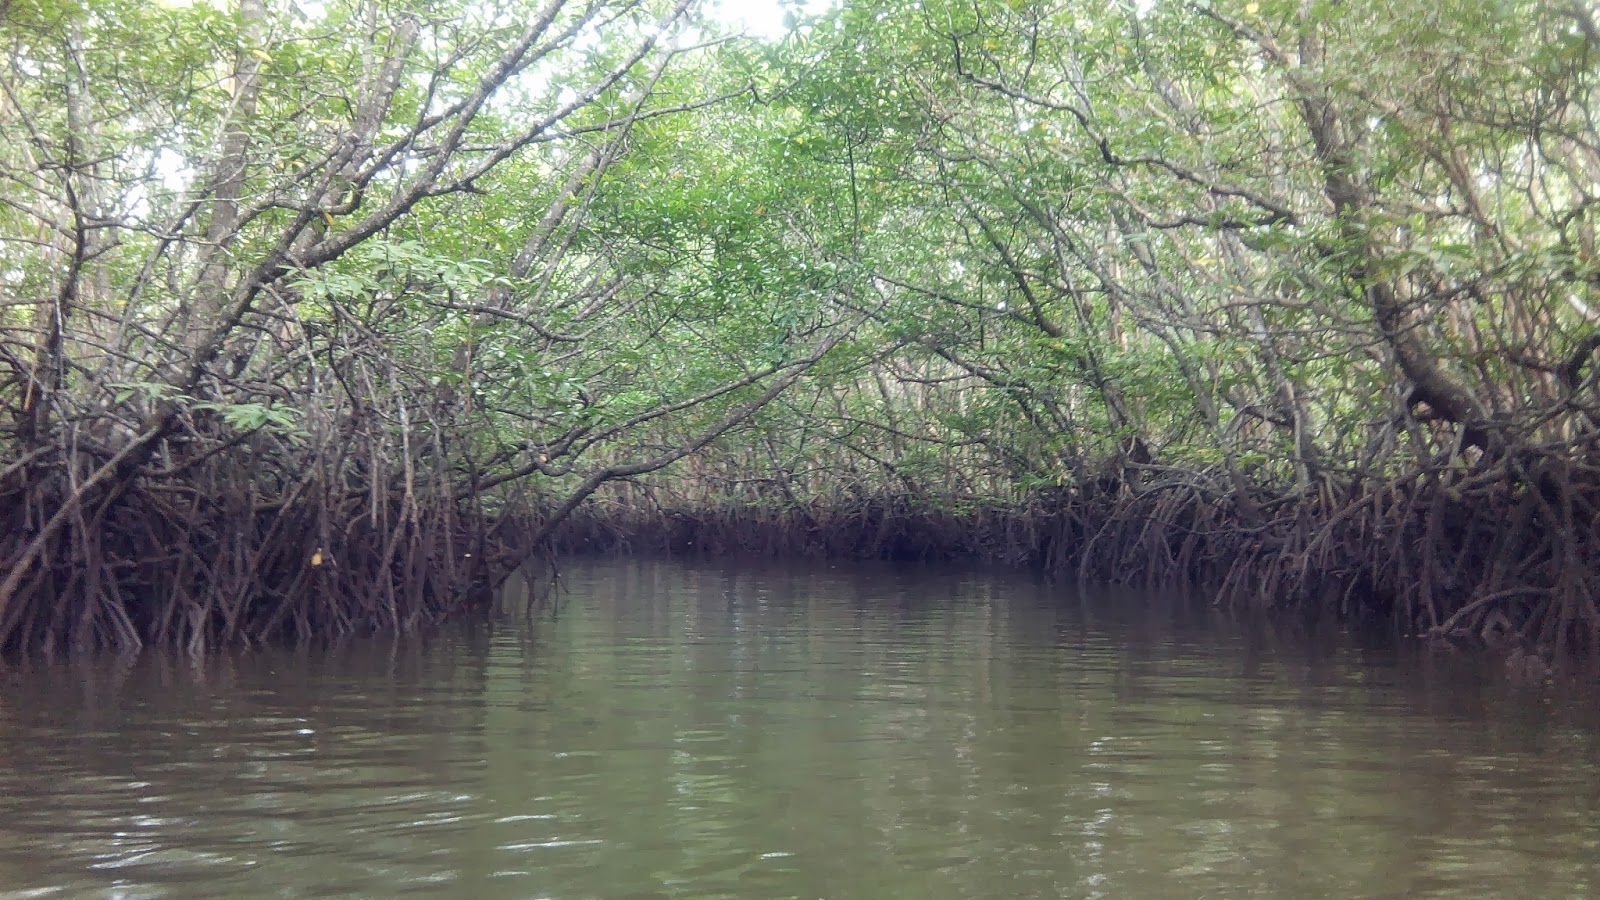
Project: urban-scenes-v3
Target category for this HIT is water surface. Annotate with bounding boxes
[1,559,1598,898]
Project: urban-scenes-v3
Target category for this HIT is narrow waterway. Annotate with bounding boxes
[1,559,1597,898]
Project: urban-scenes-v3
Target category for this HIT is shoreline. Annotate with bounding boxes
[3,459,1596,679]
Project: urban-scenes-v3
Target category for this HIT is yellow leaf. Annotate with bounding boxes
[311,549,323,567]
[1245,2,1259,13]
[322,211,335,226]
[249,48,273,63]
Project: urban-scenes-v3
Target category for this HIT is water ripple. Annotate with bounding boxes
[0,560,1597,898]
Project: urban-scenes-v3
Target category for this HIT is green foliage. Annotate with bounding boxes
[5,0,1595,528]
[108,383,302,437]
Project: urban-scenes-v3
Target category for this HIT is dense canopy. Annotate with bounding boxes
[2,0,1598,656]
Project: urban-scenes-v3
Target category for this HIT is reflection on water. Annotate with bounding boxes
[1,559,1599,898]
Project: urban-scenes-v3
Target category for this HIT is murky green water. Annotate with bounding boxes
[1,560,1598,898]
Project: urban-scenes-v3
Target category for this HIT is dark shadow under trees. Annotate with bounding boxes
[547,448,1600,663]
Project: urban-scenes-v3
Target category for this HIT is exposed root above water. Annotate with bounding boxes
[0,472,527,657]
[4,440,1599,665]
[550,453,1600,662]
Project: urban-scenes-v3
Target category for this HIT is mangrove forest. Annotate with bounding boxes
[2,0,1599,661]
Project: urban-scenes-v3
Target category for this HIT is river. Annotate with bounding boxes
[1,559,1597,898]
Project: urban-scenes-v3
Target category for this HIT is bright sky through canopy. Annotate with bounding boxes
[155,0,831,41]
[708,0,834,40]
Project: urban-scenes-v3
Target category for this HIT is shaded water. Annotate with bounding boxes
[2,559,1599,898]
